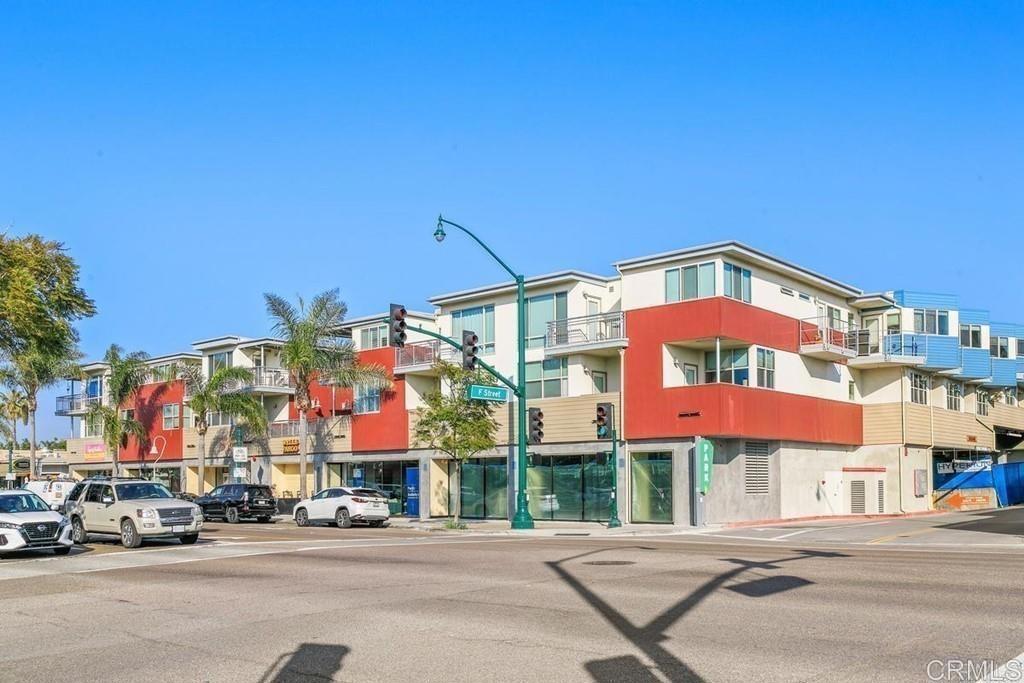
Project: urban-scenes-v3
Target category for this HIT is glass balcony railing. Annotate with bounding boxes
[55,394,103,415]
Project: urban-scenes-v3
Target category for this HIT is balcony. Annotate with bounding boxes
[394,340,457,375]
[848,333,928,369]
[224,367,295,394]
[55,393,103,416]
[798,317,858,361]
[544,312,627,357]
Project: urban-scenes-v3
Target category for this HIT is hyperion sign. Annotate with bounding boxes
[697,438,714,495]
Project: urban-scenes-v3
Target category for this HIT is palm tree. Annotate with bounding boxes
[0,388,28,459]
[180,363,269,494]
[2,343,82,478]
[85,345,150,477]
[264,289,391,500]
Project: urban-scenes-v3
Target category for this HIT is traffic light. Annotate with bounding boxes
[461,330,479,370]
[528,407,544,445]
[595,402,614,440]
[389,303,407,347]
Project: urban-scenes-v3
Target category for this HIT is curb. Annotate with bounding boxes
[722,509,948,529]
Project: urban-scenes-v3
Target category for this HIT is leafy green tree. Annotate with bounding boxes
[0,388,28,456]
[0,234,95,359]
[180,364,269,494]
[85,345,150,476]
[2,342,82,477]
[413,362,499,525]
[264,289,391,500]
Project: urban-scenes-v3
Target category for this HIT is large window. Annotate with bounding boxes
[723,262,752,303]
[84,414,103,437]
[525,358,568,399]
[162,404,180,430]
[960,324,983,349]
[704,349,750,386]
[631,453,673,523]
[207,410,232,427]
[208,351,232,375]
[359,324,389,350]
[947,382,963,412]
[150,364,174,382]
[353,385,381,414]
[990,336,1010,359]
[977,390,989,416]
[665,262,715,302]
[913,309,949,335]
[525,291,567,349]
[86,376,103,398]
[910,372,929,405]
[885,313,901,335]
[756,348,775,389]
[451,305,495,354]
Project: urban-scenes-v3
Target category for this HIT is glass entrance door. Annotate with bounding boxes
[527,454,612,522]
[631,453,673,523]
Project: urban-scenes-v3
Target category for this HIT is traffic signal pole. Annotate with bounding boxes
[608,427,622,528]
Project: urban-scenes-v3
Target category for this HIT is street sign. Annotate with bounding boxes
[232,466,248,479]
[467,384,510,403]
[232,446,249,463]
[697,439,714,494]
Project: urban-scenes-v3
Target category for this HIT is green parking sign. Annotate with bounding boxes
[697,439,714,494]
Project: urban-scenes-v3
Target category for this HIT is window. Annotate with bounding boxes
[85,484,112,504]
[723,263,752,303]
[827,306,843,330]
[591,371,607,394]
[990,336,1010,359]
[162,404,180,429]
[207,410,232,427]
[1018,339,1024,357]
[780,286,794,297]
[451,305,495,354]
[913,309,949,335]
[848,381,856,401]
[525,358,568,399]
[910,372,929,405]
[665,262,715,302]
[1007,390,1017,407]
[86,376,103,398]
[744,441,770,495]
[704,349,749,386]
[885,313,901,335]
[525,291,567,348]
[208,351,232,375]
[756,348,775,389]
[359,324,389,350]
[977,390,989,416]
[353,384,382,414]
[150,364,173,382]
[120,408,134,421]
[798,292,811,302]
[960,324,983,349]
[947,382,963,412]
[683,363,698,386]
[84,414,103,437]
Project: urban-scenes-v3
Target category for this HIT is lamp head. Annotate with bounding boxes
[149,444,158,455]
[434,216,446,243]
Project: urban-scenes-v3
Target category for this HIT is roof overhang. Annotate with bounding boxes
[850,292,896,310]
[236,338,286,351]
[428,270,614,306]
[191,336,245,351]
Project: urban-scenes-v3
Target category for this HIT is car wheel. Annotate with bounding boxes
[369,520,383,528]
[53,546,71,556]
[180,533,199,545]
[71,517,88,545]
[120,519,142,549]
[295,508,309,527]
[257,516,272,523]
[226,507,240,524]
[335,508,352,529]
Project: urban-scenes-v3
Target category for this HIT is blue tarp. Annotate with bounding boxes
[993,462,1024,507]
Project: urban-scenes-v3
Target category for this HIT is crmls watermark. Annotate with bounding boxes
[926,658,1024,682]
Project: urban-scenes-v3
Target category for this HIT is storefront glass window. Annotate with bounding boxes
[631,453,673,523]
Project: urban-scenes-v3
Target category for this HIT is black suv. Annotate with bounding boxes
[195,484,277,523]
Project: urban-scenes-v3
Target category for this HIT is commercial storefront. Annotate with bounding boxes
[329,461,421,516]
[630,452,673,523]
[526,454,615,522]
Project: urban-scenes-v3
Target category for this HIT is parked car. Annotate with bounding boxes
[23,478,78,511]
[194,484,277,523]
[0,489,74,556]
[293,487,390,528]
[64,477,203,548]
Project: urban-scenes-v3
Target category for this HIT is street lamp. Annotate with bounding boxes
[434,214,534,530]
[147,435,167,480]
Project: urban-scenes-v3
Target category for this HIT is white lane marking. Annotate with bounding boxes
[983,650,1024,682]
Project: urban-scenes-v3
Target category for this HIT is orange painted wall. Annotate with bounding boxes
[624,298,863,445]
[347,347,408,453]
[119,379,186,463]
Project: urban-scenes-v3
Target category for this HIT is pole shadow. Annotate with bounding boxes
[259,643,350,683]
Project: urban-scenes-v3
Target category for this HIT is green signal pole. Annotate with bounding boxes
[608,427,622,528]
[434,215,534,530]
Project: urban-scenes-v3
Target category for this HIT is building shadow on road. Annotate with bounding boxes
[931,506,1024,538]
[258,643,350,683]
[548,547,848,682]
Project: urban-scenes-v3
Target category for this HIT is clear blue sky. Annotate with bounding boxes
[1,2,1021,440]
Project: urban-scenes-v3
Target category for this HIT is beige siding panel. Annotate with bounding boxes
[930,407,993,449]
[903,403,932,446]
[862,403,902,445]
[988,404,1024,432]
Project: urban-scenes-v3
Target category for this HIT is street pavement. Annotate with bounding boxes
[1,510,1023,682]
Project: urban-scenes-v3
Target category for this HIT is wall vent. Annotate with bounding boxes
[850,480,866,514]
[744,441,770,495]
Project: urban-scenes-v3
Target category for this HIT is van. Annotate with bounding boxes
[23,479,77,509]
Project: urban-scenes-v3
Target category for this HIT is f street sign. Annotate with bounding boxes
[467,384,510,403]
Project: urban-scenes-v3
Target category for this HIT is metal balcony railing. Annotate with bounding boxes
[854,332,928,359]
[55,394,103,415]
[267,418,339,439]
[224,367,294,392]
[545,312,625,348]
[394,340,457,371]
[799,316,859,354]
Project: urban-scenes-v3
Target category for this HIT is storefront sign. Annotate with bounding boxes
[232,446,249,463]
[12,458,30,472]
[697,439,714,494]
[467,384,510,403]
[84,442,105,462]
[282,438,300,455]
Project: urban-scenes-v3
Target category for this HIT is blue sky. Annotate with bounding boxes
[1,2,1021,440]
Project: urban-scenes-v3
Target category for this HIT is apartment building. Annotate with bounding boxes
[54,240,1024,524]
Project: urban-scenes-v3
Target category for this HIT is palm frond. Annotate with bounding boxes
[264,293,299,335]
[330,362,393,391]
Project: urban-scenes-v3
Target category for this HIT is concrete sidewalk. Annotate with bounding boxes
[385,517,692,537]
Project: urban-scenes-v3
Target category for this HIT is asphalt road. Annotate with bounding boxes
[2,514,1024,682]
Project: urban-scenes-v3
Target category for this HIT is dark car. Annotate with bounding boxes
[195,484,277,523]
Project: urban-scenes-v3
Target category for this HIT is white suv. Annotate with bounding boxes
[0,489,74,556]
[293,487,390,528]
[65,478,203,548]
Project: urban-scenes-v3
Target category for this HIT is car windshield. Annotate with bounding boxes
[0,493,51,513]
[350,488,386,499]
[115,483,174,500]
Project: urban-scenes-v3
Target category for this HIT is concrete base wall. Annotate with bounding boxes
[704,439,781,524]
